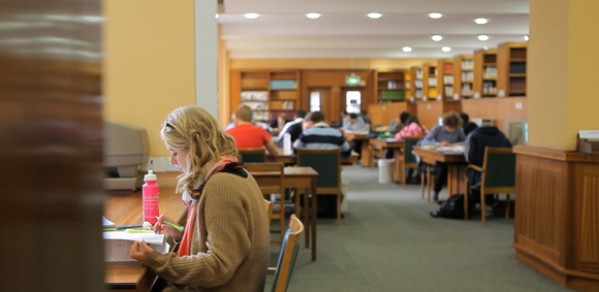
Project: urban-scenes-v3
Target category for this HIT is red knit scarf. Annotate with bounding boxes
[177,155,239,256]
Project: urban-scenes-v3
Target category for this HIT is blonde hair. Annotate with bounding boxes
[160,105,238,193]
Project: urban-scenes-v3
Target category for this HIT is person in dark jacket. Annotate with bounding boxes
[464,125,512,205]
[460,112,479,136]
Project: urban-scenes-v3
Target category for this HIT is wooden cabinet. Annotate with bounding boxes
[230,69,300,121]
[422,62,438,100]
[410,66,423,100]
[453,54,474,99]
[497,42,527,97]
[473,49,498,98]
[438,59,454,100]
[375,70,407,103]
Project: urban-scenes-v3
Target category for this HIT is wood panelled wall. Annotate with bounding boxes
[368,102,409,126]
[300,70,375,124]
[462,97,527,135]
[415,100,461,130]
[514,146,599,291]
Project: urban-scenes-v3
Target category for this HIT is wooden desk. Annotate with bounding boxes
[343,131,370,167]
[250,166,319,261]
[267,148,359,165]
[104,188,186,291]
[413,147,467,200]
[368,139,406,183]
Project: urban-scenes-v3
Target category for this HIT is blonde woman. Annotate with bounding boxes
[130,105,269,291]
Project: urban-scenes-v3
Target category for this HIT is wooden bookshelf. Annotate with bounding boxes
[438,59,454,100]
[410,66,423,100]
[453,54,474,99]
[422,62,438,100]
[497,42,527,97]
[375,69,406,103]
[230,69,300,121]
[473,48,498,98]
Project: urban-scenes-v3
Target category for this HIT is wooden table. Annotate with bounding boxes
[250,166,319,261]
[368,139,406,183]
[104,188,186,291]
[343,131,370,167]
[413,147,467,201]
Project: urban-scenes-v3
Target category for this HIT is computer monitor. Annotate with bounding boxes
[103,121,150,190]
[508,121,528,145]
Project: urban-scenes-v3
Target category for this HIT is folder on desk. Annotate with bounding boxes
[104,231,168,262]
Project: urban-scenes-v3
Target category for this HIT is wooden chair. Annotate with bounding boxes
[239,148,266,163]
[244,162,286,241]
[296,148,343,224]
[396,136,420,188]
[464,147,516,225]
[269,214,304,292]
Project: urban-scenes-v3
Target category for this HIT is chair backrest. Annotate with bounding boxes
[264,199,273,223]
[243,162,284,195]
[296,148,341,188]
[403,136,420,164]
[482,147,516,188]
[238,148,266,163]
[271,214,304,292]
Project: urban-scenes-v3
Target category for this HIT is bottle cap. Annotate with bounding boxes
[144,170,157,181]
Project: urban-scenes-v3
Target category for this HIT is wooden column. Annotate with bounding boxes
[513,146,599,291]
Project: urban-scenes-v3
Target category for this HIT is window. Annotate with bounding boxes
[345,91,361,113]
[309,91,321,112]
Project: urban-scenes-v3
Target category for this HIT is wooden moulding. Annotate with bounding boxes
[513,145,599,291]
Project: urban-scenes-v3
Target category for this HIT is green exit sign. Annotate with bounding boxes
[345,75,361,86]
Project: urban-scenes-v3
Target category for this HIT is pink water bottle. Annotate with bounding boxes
[143,170,159,225]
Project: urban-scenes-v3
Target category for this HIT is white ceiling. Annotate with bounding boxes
[220,0,529,59]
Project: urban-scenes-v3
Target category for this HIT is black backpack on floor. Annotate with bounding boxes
[431,194,465,219]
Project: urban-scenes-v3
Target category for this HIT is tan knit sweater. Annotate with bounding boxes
[143,171,270,291]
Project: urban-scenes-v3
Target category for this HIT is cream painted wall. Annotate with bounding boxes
[567,0,599,148]
[529,0,599,150]
[103,0,196,157]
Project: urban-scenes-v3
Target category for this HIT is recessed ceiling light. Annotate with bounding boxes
[483,46,489,50]
[402,46,412,53]
[305,12,321,20]
[367,12,383,19]
[215,13,219,19]
[431,35,443,42]
[243,12,260,19]
[442,46,451,52]
[478,35,489,41]
[524,35,530,41]
[428,12,443,19]
[474,18,489,25]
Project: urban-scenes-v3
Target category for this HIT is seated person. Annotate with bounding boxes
[269,113,289,131]
[464,124,512,207]
[227,104,278,156]
[342,112,369,158]
[276,109,306,147]
[419,111,466,204]
[460,112,479,136]
[389,111,411,134]
[294,111,351,157]
[394,116,428,140]
[342,113,368,132]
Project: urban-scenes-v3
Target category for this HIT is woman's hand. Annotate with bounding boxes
[154,214,183,241]
[130,240,153,261]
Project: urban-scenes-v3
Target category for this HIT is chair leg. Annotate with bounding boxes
[505,194,510,219]
[427,167,432,203]
[420,168,426,199]
[481,188,486,226]
[336,193,341,225]
[464,175,469,220]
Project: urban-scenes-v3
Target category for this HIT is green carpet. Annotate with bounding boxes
[266,165,571,292]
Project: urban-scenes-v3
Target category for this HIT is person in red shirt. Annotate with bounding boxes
[227,104,278,156]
